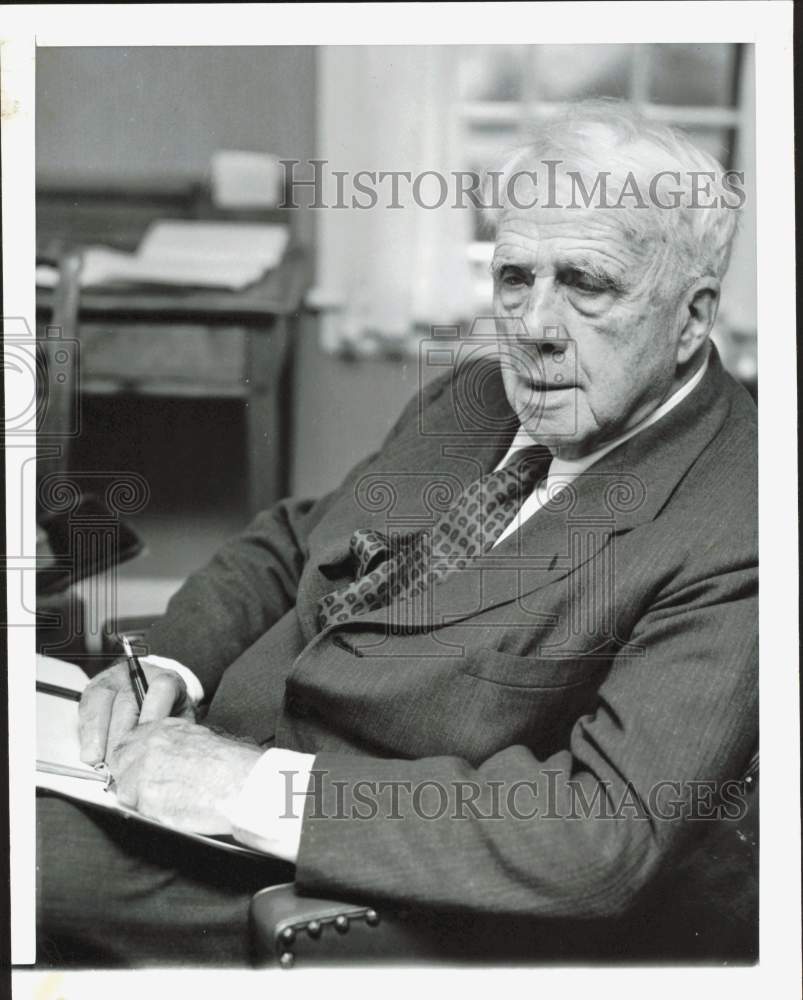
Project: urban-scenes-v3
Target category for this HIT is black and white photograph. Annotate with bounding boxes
[1,3,798,996]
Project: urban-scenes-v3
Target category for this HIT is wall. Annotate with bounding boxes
[718,44,756,336]
[36,46,316,188]
[291,317,426,498]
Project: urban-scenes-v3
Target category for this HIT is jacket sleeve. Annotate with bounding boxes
[293,556,757,918]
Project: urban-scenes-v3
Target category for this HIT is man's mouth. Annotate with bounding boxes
[522,377,576,391]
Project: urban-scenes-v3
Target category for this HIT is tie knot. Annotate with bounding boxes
[503,444,552,485]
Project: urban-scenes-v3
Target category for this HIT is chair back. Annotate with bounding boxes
[38,250,83,487]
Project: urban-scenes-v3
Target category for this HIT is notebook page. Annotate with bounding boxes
[35,656,265,856]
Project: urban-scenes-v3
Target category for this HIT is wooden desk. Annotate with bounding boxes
[37,183,312,513]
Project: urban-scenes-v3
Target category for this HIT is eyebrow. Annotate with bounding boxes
[557,254,626,289]
[490,250,536,275]
[490,251,628,292]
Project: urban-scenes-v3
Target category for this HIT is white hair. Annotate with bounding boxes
[483,98,741,288]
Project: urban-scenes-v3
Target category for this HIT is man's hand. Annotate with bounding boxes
[107,718,262,834]
[79,659,197,766]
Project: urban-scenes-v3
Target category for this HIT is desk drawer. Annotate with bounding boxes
[78,323,247,395]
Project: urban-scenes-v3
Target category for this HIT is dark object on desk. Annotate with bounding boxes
[37,493,144,597]
[36,470,147,671]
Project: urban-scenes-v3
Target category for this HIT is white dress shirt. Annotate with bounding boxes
[148,351,710,862]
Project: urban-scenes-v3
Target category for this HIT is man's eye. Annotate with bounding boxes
[563,270,607,294]
[499,269,528,289]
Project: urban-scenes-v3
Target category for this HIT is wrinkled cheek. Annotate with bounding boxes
[569,318,619,372]
[572,320,637,419]
[589,305,638,341]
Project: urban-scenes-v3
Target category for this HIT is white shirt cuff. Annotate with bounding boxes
[222,748,315,863]
[140,655,205,706]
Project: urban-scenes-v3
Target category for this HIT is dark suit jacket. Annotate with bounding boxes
[145,345,757,938]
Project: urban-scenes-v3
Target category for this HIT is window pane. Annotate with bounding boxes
[458,45,525,102]
[648,44,738,107]
[470,201,491,242]
[464,126,523,175]
[530,44,633,101]
[467,122,521,142]
[464,152,514,241]
[680,125,733,166]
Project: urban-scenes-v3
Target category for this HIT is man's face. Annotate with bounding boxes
[492,203,686,458]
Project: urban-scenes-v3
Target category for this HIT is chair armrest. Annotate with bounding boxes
[250,883,379,967]
[249,883,464,967]
[249,883,579,967]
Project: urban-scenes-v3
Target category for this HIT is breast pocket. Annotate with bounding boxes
[463,648,608,690]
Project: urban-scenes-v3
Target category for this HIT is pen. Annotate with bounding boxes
[120,634,149,710]
[36,681,82,702]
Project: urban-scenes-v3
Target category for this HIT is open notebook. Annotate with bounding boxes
[36,655,265,858]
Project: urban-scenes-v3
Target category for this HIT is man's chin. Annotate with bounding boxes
[504,381,595,451]
[516,411,610,456]
[515,414,583,449]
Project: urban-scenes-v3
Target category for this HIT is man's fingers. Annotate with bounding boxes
[177,701,197,721]
[137,672,183,725]
[106,692,141,757]
[78,663,192,766]
[78,684,116,765]
[109,739,142,808]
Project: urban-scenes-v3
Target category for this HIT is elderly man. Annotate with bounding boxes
[38,102,757,966]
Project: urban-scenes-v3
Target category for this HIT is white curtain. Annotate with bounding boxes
[315,46,474,356]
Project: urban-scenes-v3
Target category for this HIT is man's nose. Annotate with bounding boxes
[518,278,564,341]
[510,327,570,371]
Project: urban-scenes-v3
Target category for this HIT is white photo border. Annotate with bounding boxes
[2,2,798,997]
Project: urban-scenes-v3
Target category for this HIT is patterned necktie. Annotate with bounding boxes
[318,443,552,629]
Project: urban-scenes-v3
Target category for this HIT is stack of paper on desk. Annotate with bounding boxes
[36,220,289,291]
[36,655,265,857]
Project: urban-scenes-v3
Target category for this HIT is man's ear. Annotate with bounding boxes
[676,277,720,365]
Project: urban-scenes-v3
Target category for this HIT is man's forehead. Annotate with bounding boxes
[493,205,654,261]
